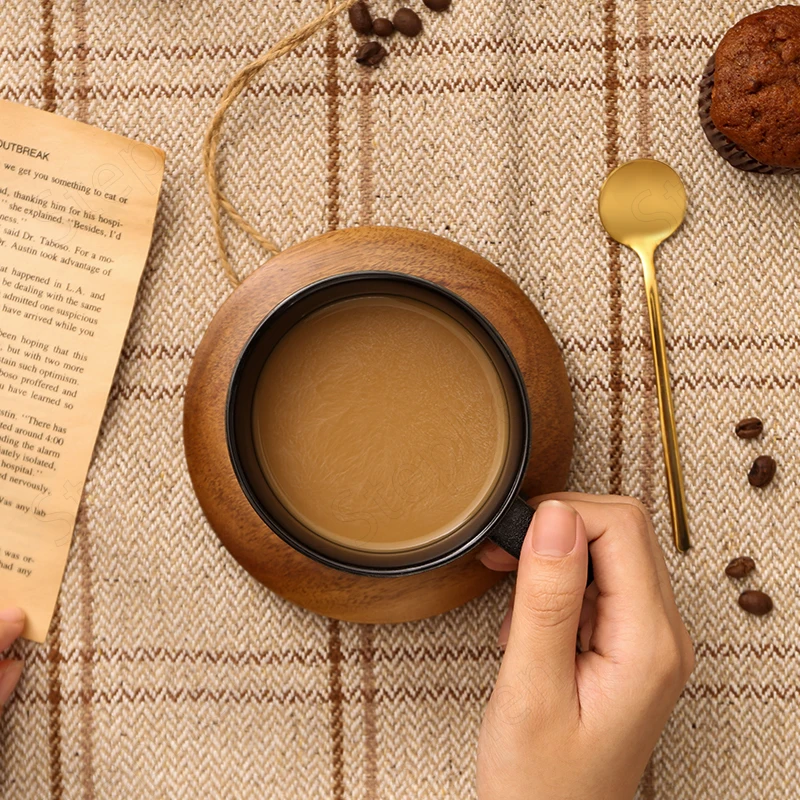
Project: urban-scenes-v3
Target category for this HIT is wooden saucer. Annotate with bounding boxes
[184,227,573,623]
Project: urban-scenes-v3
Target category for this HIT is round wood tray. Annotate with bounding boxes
[184,227,574,623]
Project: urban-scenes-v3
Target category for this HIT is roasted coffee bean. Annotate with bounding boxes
[748,455,776,487]
[735,417,763,439]
[348,1,373,34]
[393,8,423,36]
[725,556,756,579]
[355,41,387,67]
[738,590,773,616]
[424,0,451,9]
[373,17,394,36]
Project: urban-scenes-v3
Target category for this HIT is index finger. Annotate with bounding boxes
[0,608,25,652]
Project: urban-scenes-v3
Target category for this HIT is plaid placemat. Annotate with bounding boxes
[1,1,798,797]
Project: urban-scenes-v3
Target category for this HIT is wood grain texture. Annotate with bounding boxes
[183,227,574,623]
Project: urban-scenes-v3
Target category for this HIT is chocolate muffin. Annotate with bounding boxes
[699,5,800,174]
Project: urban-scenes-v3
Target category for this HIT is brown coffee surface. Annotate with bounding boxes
[252,294,510,552]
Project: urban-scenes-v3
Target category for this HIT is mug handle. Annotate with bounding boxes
[488,497,534,559]
[488,497,593,583]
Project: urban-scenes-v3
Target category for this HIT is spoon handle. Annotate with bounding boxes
[638,249,691,553]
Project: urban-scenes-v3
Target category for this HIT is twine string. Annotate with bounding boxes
[203,0,359,287]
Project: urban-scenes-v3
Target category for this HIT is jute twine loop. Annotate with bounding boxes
[203,0,359,287]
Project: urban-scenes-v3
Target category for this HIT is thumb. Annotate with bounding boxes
[502,500,588,694]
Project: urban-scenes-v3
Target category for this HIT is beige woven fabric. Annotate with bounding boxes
[1,1,798,797]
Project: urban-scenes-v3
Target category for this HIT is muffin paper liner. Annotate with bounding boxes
[698,54,800,176]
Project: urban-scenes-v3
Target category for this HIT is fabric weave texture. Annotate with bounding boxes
[1,1,798,798]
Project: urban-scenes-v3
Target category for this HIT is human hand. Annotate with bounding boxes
[476,494,694,800]
[0,608,25,719]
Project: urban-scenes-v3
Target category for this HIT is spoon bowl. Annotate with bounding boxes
[599,159,687,256]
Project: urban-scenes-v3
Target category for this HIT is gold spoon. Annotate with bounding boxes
[598,158,690,553]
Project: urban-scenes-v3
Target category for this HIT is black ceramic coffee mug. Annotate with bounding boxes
[226,272,538,577]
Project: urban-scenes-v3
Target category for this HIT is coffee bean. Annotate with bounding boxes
[355,41,387,67]
[725,556,756,579]
[393,8,423,36]
[424,0,451,9]
[748,455,776,487]
[735,417,763,439]
[738,590,773,616]
[373,17,394,36]
[348,1,373,35]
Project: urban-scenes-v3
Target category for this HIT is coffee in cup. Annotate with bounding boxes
[251,293,510,552]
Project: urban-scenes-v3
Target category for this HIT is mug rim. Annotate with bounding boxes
[225,271,532,577]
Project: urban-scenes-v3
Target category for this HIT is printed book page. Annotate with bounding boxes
[0,100,165,642]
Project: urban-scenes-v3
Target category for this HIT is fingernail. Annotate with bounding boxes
[497,627,510,650]
[0,660,24,707]
[497,608,513,649]
[530,500,577,557]
[0,608,25,625]
[477,542,501,567]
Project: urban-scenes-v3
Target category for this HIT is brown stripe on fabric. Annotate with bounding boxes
[41,0,56,112]
[87,646,327,666]
[5,642,499,668]
[14,682,494,706]
[71,21,95,795]
[602,0,623,495]
[47,603,64,800]
[328,619,346,800]
[359,626,378,799]
[601,1,620,168]
[20,645,328,667]
[634,4,656,796]
[42,8,61,795]
[74,0,89,119]
[17,686,334,705]
[123,331,800,362]
[635,0,655,539]
[0,38,592,66]
[357,73,375,226]
[18,73,698,104]
[323,10,345,796]
[1,42,319,63]
[683,684,800,702]
[22,637,800,667]
[397,32,716,57]
[561,333,800,354]
[695,641,800,659]
[572,373,800,392]
[324,16,342,232]
[109,370,800,407]
[2,33,718,65]
[358,643,501,665]
[357,75,608,96]
[635,0,653,157]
